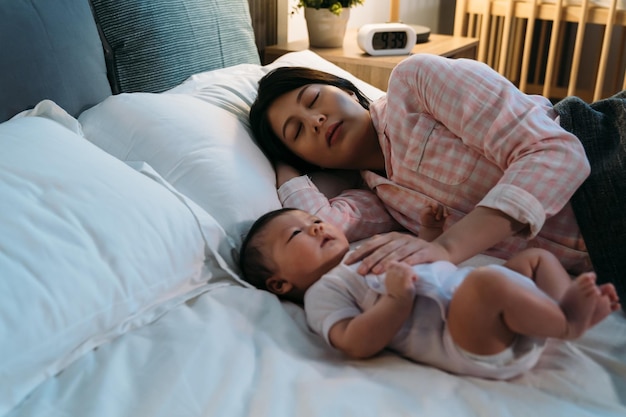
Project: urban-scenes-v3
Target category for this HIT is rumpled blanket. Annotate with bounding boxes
[554,90,626,301]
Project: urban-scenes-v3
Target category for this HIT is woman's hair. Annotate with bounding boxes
[239,207,300,290]
[249,66,371,173]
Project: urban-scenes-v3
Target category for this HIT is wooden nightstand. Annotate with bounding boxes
[264,29,478,91]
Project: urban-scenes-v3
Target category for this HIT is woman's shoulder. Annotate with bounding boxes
[393,54,448,75]
[391,54,479,83]
[387,54,451,94]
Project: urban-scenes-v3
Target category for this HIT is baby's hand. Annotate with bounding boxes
[419,203,449,228]
[385,261,417,301]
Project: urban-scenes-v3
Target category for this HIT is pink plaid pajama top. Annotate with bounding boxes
[278,54,592,274]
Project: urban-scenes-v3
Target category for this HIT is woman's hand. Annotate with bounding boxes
[275,162,301,187]
[345,232,451,275]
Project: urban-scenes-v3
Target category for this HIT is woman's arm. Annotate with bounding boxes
[347,56,589,273]
[276,164,403,242]
[424,206,524,265]
[347,206,523,275]
[328,262,416,358]
[390,55,589,234]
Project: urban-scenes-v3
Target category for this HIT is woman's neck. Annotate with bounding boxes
[353,121,385,171]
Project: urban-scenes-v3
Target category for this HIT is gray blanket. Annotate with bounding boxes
[553,90,626,300]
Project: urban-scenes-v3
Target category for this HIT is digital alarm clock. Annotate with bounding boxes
[357,23,417,56]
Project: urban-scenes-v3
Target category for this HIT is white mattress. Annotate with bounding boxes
[9,282,626,417]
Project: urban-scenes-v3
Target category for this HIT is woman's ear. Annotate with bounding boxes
[266,276,293,295]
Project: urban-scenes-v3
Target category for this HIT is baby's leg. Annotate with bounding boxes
[447,266,598,355]
[502,248,571,301]
[505,248,621,325]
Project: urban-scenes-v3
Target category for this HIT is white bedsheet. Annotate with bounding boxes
[9,282,626,417]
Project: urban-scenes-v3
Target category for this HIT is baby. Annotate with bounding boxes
[239,207,619,380]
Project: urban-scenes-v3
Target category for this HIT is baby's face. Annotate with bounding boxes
[264,210,350,292]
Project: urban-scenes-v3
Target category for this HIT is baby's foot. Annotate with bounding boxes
[559,272,598,339]
[589,283,621,326]
[599,283,620,308]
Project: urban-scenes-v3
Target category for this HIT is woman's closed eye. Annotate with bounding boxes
[294,124,302,140]
[309,92,319,107]
[293,92,319,140]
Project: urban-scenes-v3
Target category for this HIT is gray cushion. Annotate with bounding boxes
[0,0,112,122]
[90,0,260,94]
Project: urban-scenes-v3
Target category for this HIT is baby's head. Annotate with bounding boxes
[239,208,350,302]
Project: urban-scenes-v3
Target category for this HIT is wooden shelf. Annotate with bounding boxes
[265,30,478,91]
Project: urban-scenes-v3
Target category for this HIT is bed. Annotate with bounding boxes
[1,1,625,416]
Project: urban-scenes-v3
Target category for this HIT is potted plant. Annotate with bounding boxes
[293,0,365,16]
[293,1,365,48]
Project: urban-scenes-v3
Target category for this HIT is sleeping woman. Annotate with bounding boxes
[249,53,626,304]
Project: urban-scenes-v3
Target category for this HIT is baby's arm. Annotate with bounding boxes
[419,204,449,242]
[328,262,416,359]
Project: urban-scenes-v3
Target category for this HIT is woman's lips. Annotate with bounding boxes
[326,122,342,147]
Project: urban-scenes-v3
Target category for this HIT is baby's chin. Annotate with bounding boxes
[333,244,351,265]
[318,245,350,276]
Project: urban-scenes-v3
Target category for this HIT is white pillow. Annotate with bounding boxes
[79,94,281,252]
[79,51,385,265]
[0,115,236,414]
[170,50,385,114]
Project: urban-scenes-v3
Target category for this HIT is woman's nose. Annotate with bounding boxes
[310,113,326,133]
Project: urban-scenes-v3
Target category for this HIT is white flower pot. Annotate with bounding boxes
[304,7,350,48]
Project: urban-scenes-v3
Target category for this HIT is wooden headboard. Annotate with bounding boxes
[248,0,279,61]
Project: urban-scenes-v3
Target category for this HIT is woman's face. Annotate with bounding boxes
[266,83,381,170]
